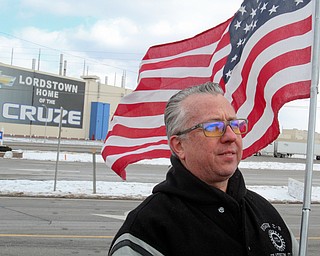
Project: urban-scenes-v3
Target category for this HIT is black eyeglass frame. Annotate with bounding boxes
[175,118,248,137]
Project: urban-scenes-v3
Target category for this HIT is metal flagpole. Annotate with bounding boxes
[299,0,320,255]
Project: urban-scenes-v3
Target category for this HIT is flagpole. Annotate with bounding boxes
[299,0,320,255]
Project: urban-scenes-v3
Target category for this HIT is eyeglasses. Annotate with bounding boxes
[176,119,248,137]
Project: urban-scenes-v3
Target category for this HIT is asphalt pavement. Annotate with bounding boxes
[0,197,319,256]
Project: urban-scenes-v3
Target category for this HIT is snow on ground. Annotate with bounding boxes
[1,150,320,203]
[1,137,319,202]
[2,178,319,203]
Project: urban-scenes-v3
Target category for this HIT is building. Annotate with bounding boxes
[0,63,132,140]
[279,129,320,144]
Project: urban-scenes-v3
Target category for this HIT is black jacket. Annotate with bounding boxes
[109,156,297,255]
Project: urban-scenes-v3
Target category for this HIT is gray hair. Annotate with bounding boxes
[164,81,224,140]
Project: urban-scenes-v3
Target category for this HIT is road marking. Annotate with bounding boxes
[0,234,113,239]
[14,169,53,172]
[14,169,80,173]
[92,214,126,220]
[92,211,130,220]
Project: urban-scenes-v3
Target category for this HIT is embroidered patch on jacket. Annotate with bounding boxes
[268,229,286,251]
[260,222,288,254]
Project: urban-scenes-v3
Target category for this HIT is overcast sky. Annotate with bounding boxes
[0,0,319,132]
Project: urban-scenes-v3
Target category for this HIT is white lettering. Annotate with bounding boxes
[64,83,78,93]
[37,107,53,122]
[36,88,59,98]
[3,103,19,119]
[18,75,80,94]
[52,81,58,89]
[33,78,39,87]
[25,77,33,85]
[2,103,82,127]
[36,88,42,96]
[47,80,52,89]
[68,111,81,125]
[40,79,46,88]
[58,82,64,91]
[46,99,55,104]
[20,105,36,121]
[19,75,24,84]
[54,108,68,124]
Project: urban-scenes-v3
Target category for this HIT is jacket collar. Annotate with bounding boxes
[153,155,247,204]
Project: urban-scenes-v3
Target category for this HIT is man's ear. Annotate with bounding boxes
[169,136,185,160]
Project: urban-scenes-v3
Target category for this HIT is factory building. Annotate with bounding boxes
[0,63,132,140]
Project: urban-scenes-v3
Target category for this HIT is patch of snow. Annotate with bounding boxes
[1,136,319,202]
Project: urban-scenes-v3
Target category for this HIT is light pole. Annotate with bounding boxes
[41,104,48,142]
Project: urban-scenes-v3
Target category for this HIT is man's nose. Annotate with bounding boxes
[221,125,238,142]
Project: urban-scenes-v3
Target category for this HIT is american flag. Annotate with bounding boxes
[102,0,314,180]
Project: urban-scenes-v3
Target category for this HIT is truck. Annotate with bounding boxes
[260,140,320,160]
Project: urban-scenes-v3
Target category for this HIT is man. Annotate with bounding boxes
[108,82,298,255]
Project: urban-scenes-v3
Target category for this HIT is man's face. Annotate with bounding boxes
[170,93,243,190]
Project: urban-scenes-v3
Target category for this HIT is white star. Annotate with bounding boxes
[295,0,304,5]
[234,20,242,30]
[225,70,232,79]
[238,5,247,15]
[269,5,279,15]
[250,8,257,18]
[252,20,258,30]
[231,55,238,62]
[244,23,252,33]
[257,2,262,10]
[237,38,243,47]
[260,2,268,13]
